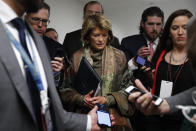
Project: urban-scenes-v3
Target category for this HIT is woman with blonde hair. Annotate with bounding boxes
[59,14,134,130]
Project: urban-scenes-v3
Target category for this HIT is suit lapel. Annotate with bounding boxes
[0,22,37,124]
[26,23,53,84]
[26,24,56,100]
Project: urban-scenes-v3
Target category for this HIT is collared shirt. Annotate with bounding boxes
[0,1,91,130]
[0,0,48,93]
[146,37,159,51]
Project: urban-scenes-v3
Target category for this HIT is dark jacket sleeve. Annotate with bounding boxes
[120,38,132,61]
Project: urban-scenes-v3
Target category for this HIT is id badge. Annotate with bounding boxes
[160,80,173,98]
[40,90,49,111]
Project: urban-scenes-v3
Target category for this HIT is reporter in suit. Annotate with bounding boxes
[120,7,164,131]
[120,6,164,62]
[0,0,100,130]
[63,1,120,60]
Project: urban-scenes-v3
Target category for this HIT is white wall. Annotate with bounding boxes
[45,0,84,43]
[46,0,196,43]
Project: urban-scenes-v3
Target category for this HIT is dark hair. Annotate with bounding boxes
[26,2,50,16]
[187,18,196,69]
[81,14,113,46]
[83,1,104,15]
[139,6,164,34]
[45,28,58,35]
[152,9,193,65]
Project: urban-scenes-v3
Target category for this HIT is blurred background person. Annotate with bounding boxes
[25,2,64,73]
[45,27,59,42]
[63,1,120,60]
[59,14,134,131]
[25,2,65,87]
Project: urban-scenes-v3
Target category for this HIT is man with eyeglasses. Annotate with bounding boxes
[25,2,65,85]
[63,1,120,60]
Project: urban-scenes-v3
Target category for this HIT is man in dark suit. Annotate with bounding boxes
[63,1,120,60]
[120,6,164,66]
[0,0,100,130]
[120,6,164,131]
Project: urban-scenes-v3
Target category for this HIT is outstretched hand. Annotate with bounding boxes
[128,79,170,116]
[88,106,101,131]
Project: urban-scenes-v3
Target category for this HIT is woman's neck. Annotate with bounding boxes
[165,45,188,65]
[171,46,187,55]
[90,47,104,54]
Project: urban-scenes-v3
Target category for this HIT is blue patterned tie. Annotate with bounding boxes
[11,18,31,59]
[11,18,53,131]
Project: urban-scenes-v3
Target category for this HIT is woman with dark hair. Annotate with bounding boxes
[143,9,195,131]
[59,14,134,131]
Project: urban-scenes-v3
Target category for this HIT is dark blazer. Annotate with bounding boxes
[120,34,147,61]
[0,22,87,131]
[120,35,149,131]
[43,36,65,59]
[63,29,120,59]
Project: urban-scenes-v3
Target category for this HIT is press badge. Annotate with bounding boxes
[40,90,49,113]
[159,80,173,98]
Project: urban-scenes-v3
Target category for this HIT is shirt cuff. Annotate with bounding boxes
[86,115,91,131]
[128,58,138,71]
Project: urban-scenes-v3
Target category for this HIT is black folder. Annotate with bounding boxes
[74,57,101,95]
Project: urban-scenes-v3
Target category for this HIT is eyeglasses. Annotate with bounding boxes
[30,17,50,26]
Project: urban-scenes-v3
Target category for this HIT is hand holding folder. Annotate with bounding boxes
[74,57,101,96]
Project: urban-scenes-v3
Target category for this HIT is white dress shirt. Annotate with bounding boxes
[0,0,48,91]
[0,1,91,130]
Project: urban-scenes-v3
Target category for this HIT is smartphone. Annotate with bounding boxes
[96,104,111,127]
[134,55,154,69]
[125,86,163,106]
[54,48,64,58]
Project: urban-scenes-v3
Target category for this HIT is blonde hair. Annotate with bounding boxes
[81,14,113,46]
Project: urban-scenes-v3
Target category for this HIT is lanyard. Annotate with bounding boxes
[168,52,187,94]
[152,50,166,94]
[1,20,44,91]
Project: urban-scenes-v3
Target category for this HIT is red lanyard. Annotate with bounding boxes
[152,50,166,94]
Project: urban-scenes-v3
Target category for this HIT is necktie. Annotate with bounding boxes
[149,42,154,58]
[11,18,31,59]
[11,18,53,131]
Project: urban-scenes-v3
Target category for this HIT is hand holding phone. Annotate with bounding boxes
[96,104,111,127]
[125,86,163,106]
[134,55,154,69]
